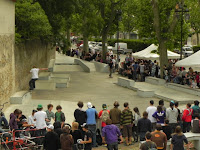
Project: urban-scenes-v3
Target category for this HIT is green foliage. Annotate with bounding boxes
[193,45,200,53]
[15,0,52,42]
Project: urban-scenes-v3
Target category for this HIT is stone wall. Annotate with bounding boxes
[15,41,55,91]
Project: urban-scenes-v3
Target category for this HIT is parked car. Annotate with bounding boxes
[94,42,113,52]
[112,42,132,54]
[182,45,193,57]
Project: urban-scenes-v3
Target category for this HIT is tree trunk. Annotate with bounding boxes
[197,33,199,45]
[102,32,107,61]
[83,33,89,53]
[66,28,71,51]
[128,31,131,39]
[159,40,168,79]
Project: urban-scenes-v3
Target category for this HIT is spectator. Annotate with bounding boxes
[139,62,145,82]
[70,122,83,150]
[98,104,110,128]
[34,104,48,146]
[43,125,60,150]
[110,101,121,129]
[74,101,87,129]
[140,132,157,150]
[28,110,37,127]
[192,100,200,119]
[86,102,98,147]
[0,110,9,129]
[191,114,200,133]
[120,102,133,146]
[9,109,21,137]
[152,105,166,124]
[102,119,123,150]
[174,102,181,125]
[151,124,167,150]
[138,111,151,141]
[55,105,66,128]
[162,120,172,140]
[133,107,141,142]
[159,99,166,112]
[45,104,55,126]
[146,100,157,131]
[182,103,193,133]
[81,123,92,150]
[166,101,178,133]
[53,121,63,149]
[171,126,189,150]
[108,56,114,78]
[60,126,74,150]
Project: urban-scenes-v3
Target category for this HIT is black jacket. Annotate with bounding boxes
[43,131,59,150]
[138,118,151,133]
[74,109,87,126]
[53,122,63,149]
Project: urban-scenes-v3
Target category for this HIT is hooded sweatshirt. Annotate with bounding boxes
[102,124,121,144]
[171,134,188,150]
[9,113,18,130]
[166,107,178,123]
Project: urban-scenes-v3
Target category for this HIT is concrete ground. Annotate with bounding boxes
[4,53,195,149]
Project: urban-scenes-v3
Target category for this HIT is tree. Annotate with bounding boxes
[15,0,52,42]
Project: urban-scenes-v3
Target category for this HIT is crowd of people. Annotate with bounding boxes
[0,99,200,150]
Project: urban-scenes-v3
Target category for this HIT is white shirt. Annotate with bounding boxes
[33,111,47,129]
[30,68,39,79]
[146,106,157,123]
[112,59,116,67]
[109,51,113,56]
[28,115,36,127]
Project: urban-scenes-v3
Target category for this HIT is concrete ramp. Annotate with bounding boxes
[38,72,51,80]
[53,65,83,72]
[35,80,56,90]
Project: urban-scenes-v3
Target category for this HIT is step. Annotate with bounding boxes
[35,80,56,90]
[38,72,51,80]
[10,91,31,104]
[117,77,135,89]
[51,73,71,81]
[137,89,155,98]
[53,65,83,72]
[145,77,166,85]
[50,78,69,88]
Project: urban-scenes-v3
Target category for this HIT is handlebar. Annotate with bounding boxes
[0,102,8,110]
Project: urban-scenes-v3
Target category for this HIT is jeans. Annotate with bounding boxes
[0,116,8,127]
[88,124,97,147]
[183,122,191,133]
[109,68,114,77]
[29,78,38,90]
[132,126,138,142]
[107,142,118,150]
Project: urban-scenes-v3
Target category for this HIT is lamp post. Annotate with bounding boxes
[175,1,189,60]
[116,10,122,65]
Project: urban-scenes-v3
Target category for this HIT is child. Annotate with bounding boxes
[60,126,74,150]
[55,105,65,128]
[162,119,172,140]
[43,125,60,150]
[133,107,141,142]
[81,123,92,150]
[191,114,200,133]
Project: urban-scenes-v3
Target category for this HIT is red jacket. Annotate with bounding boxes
[182,108,193,122]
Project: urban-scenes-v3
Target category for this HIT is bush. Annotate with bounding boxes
[91,38,151,53]
[193,45,200,53]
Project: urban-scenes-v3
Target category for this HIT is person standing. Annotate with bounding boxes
[166,102,178,133]
[81,123,93,150]
[152,105,166,125]
[98,104,110,129]
[29,66,48,90]
[102,119,123,150]
[55,105,66,128]
[171,126,189,150]
[146,100,157,131]
[45,104,55,126]
[70,122,83,150]
[9,109,21,131]
[192,100,200,119]
[110,101,121,129]
[28,110,37,127]
[43,125,60,150]
[138,111,152,141]
[86,102,98,147]
[182,103,193,133]
[133,107,141,142]
[108,56,114,78]
[151,124,167,150]
[140,132,157,150]
[74,101,87,129]
[120,102,133,146]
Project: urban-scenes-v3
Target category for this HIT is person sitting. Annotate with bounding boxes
[140,132,157,150]
[162,119,172,140]
[191,114,200,133]
[70,122,83,150]
[60,126,74,150]
[0,110,9,129]
[43,125,60,150]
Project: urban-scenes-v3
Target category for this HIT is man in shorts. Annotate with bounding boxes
[120,102,133,146]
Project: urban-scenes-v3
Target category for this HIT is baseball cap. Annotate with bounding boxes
[87,102,92,108]
[47,125,54,130]
[81,123,88,129]
[102,104,107,110]
[37,104,43,109]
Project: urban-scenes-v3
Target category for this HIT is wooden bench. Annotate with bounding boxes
[10,91,31,104]
[166,83,200,97]
[146,77,166,85]
[117,77,135,89]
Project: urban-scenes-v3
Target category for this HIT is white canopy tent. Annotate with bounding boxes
[132,44,180,60]
[175,50,200,68]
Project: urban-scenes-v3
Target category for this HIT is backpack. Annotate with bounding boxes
[101,110,110,122]
[145,142,157,150]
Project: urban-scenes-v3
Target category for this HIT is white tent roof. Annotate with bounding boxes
[132,44,180,60]
[175,50,200,68]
